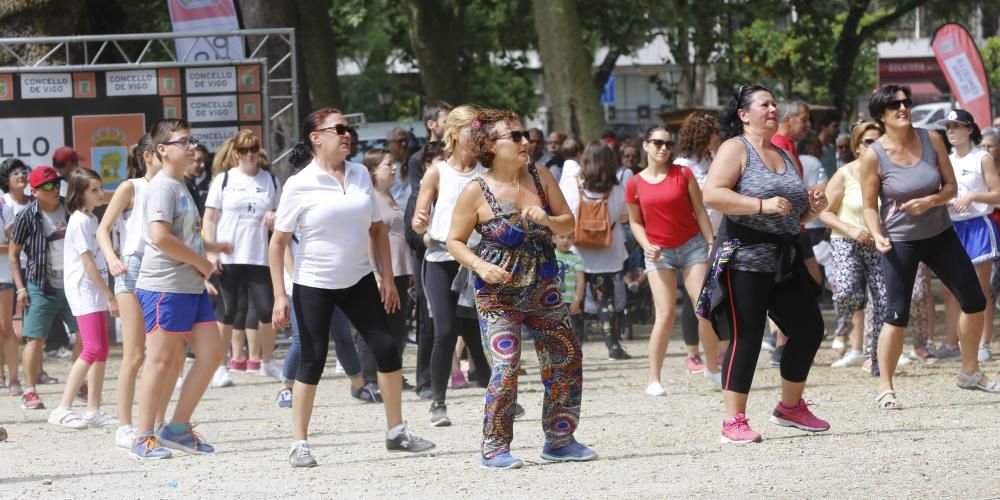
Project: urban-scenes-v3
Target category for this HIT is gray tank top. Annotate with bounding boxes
[729,136,809,272]
[871,128,952,242]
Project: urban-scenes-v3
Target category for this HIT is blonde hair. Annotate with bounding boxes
[442,104,481,156]
[211,129,262,176]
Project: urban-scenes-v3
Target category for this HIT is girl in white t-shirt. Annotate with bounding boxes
[270,108,434,468]
[96,135,171,447]
[48,169,119,430]
[0,159,27,396]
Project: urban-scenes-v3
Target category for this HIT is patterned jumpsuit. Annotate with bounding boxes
[472,165,583,458]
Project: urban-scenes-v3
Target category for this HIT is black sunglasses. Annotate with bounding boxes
[647,139,674,149]
[238,145,261,155]
[886,98,912,111]
[317,124,354,136]
[496,130,529,143]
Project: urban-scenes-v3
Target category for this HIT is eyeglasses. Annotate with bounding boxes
[316,124,354,136]
[647,139,674,149]
[237,145,261,155]
[37,181,58,192]
[495,130,529,143]
[8,169,28,177]
[861,138,877,146]
[161,138,201,150]
[886,98,912,111]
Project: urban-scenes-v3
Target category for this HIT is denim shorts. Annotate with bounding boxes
[645,234,708,272]
[113,254,142,295]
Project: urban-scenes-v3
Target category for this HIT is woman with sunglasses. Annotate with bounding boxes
[412,104,494,427]
[700,84,829,444]
[204,130,283,384]
[631,125,720,397]
[860,86,994,409]
[270,108,434,468]
[937,110,1000,366]
[448,108,594,469]
[0,159,29,397]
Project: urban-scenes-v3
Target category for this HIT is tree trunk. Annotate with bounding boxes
[236,0,310,116]
[295,0,342,108]
[533,0,606,141]
[0,0,89,65]
[402,0,466,105]
[828,2,868,117]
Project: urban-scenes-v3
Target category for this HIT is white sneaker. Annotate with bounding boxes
[335,360,346,375]
[897,353,912,366]
[831,337,846,352]
[262,360,284,380]
[832,350,864,368]
[115,425,137,448]
[703,369,722,387]
[83,409,119,428]
[645,382,666,396]
[979,344,992,363]
[210,366,234,388]
[48,407,87,429]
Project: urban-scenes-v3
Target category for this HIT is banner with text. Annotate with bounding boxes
[931,23,993,128]
[167,0,245,62]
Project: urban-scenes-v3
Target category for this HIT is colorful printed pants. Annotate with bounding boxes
[475,279,583,458]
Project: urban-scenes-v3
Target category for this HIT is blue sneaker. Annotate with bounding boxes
[130,432,172,460]
[276,388,293,409]
[159,424,215,455]
[540,440,597,462]
[480,450,524,469]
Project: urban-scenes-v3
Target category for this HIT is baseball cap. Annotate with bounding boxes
[52,146,80,166]
[28,166,60,189]
[939,109,976,128]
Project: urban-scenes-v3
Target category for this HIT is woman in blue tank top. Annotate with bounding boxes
[859,85,994,410]
[700,84,831,444]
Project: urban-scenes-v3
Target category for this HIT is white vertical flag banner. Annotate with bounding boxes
[167,0,245,62]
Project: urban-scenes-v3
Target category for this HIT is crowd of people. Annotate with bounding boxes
[0,84,999,468]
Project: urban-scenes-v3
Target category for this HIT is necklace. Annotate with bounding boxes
[491,173,520,193]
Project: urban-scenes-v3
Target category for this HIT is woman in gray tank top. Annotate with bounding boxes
[859,85,994,410]
[701,84,831,444]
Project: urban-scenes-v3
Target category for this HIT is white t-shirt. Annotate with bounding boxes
[799,154,826,229]
[4,193,30,270]
[563,182,627,273]
[0,198,13,283]
[42,205,68,288]
[949,147,992,221]
[557,159,582,196]
[674,155,721,234]
[64,211,109,315]
[425,160,485,263]
[205,168,281,266]
[274,160,382,290]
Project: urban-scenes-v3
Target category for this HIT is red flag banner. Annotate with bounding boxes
[167,0,245,61]
[931,23,992,128]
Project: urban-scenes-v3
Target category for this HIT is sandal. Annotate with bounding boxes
[875,390,902,410]
[957,371,1000,393]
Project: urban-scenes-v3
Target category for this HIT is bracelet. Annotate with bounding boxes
[15,288,26,295]
[758,198,763,215]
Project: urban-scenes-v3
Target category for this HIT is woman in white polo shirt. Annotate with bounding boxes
[269,108,434,468]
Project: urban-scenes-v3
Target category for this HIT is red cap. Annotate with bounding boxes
[52,146,79,166]
[28,166,60,189]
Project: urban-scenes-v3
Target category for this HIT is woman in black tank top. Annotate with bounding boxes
[700,84,831,444]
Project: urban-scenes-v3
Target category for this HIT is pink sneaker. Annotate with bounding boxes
[769,399,830,432]
[685,354,705,374]
[721,413,761,444]
[246,360,262,372]
[451,370,469,389]
[229,359,247,372]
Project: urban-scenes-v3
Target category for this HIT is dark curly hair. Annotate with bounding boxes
[0,158,29,194]
[675,112,718,160]
[719,84,771,140]
[470,108,520,169]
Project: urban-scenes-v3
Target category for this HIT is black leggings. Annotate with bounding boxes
[719,268,824,394]
[292,274,401,385]
[358,275,411,384]
[679,286,699,347]
[218,264,274,325]
[425,260,491,403]
[882,228,986,327]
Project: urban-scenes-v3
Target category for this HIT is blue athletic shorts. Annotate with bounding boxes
[136,289,216,335]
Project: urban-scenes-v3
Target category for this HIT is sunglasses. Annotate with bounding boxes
[317,124,354,136]
[37,181,58,192]
[238,145,261,155]
[647,139,674,149]
[161,137,200,150]
[496,130,529,143]
[886,98,912,111]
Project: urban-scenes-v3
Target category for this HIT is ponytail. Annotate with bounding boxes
[126,134,155,179]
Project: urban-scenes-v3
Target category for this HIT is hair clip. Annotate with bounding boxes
[471,120,481,130]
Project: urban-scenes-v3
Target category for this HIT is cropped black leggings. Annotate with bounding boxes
[292,274,401,385]
[719,268,824,394]
[218,264,274,325]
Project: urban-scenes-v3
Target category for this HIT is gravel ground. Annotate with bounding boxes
[2,308,1000,499]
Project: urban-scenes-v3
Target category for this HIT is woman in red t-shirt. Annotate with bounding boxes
[626,126,719,397]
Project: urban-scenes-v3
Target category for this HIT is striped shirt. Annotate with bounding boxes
[10,200,55,292]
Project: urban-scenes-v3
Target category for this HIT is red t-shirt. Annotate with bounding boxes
[625,166,700,248]
[770,133,803,176]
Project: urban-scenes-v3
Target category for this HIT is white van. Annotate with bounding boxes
[911,102,953,129]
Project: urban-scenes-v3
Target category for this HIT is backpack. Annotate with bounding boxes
[573,177,612,249]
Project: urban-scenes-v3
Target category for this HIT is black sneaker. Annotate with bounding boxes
[429,402,451,427]
[608,346,632,360]
[351,384,382,403]
[386,424,435,453]
[402,377,415,391]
